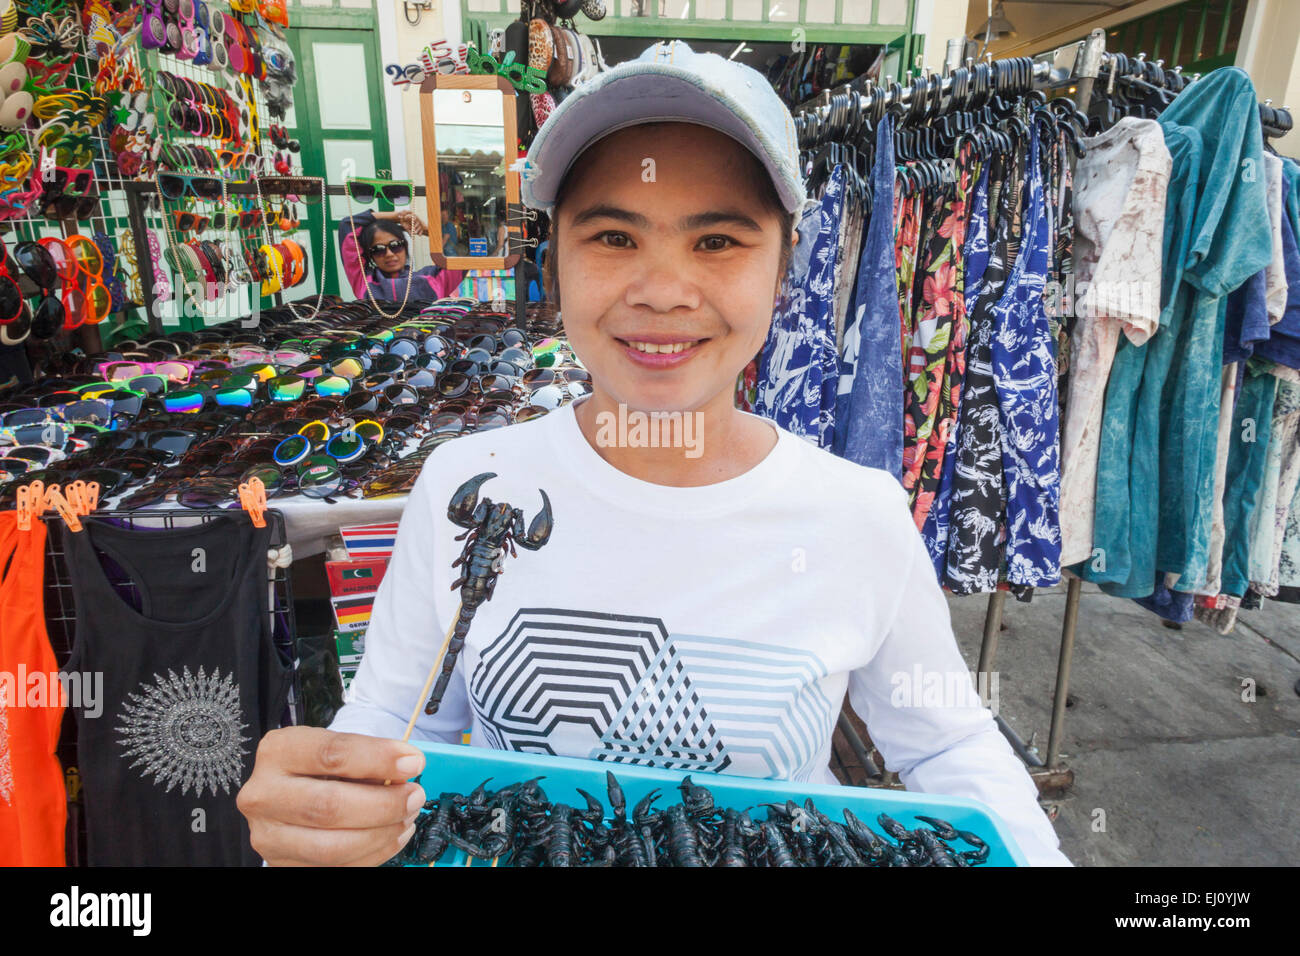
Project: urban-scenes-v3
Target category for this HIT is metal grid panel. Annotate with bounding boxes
[42,508,300,866]
[139,36,278,329]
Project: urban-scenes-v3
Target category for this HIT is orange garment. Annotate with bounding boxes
[0,512,66,866]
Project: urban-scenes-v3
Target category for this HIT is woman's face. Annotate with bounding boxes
[369,226,407,277]
[554,123,787,415]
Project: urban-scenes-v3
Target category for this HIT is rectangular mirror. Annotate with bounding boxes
[420,74,521,272]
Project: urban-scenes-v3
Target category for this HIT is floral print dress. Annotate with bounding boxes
[755,165,844,447]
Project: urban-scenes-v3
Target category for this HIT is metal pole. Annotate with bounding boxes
[943,36,967,77]
[837,712,881,780]
[995,714,1044,768]
[123,183,161,335]
[1072,28,1106,112]
[977,589,1005,678]
[794,58,1053,123]
[1046,575,1082,769]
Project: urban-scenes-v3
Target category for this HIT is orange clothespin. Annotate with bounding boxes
[64,480,99,516]
[44,485,82,533]
[27,480,46,519]
[16,483,32,531]
[82,481,100,514]
[64,480,84,515]
[238,476,267,528]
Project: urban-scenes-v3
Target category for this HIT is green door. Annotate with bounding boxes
[285,20,392,299]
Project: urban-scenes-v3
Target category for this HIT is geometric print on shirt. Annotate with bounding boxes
[468,608,834,781]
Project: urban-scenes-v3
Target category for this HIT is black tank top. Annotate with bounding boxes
[64,515,291,866]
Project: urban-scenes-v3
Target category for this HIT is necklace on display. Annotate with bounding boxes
[345,181,414,320]
[153,172,223,318]
[253,173,329,321]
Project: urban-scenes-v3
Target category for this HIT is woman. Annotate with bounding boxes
[489,197,509,258]
[338,208,464,303]
[238,42,1070,867]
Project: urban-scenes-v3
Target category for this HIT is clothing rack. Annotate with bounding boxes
[40,507,298,866]
[786,29,1294,794]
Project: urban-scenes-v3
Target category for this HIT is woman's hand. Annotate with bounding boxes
[376,209,428,236]
[236,726,427,866]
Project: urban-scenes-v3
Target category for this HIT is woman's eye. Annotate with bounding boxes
[698,235,734,252]
[597,231,632,248]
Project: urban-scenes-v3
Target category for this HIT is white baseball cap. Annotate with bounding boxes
[520,40,808,215]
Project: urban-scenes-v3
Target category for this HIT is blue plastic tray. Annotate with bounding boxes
[407,741,1027,866]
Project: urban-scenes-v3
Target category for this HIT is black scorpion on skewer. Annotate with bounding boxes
[606,772,650,867]
[425,473,553,715]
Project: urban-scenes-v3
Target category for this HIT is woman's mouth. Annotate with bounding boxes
[614,337,709,368]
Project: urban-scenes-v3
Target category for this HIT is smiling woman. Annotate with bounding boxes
[237,40,1072,868]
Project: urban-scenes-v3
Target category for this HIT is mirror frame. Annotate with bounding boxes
[419,73,521,272]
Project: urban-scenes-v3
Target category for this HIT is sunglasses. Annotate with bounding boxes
[171,210,210,233]
[347,178,412,206]
[367,239,408,260]
[158,171,224,201]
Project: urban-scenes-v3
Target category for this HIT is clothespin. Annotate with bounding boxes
[43,485,82,533]
[64,480,100,517]
[238,476,267,528]
[16,483,32,531]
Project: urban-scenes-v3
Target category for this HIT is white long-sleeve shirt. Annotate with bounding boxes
[329,399,1071,866]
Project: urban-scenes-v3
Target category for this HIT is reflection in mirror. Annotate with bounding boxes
[434,89,507,259]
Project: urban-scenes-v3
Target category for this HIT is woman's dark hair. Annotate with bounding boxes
[543,130,797,308]
[359,218,408,267]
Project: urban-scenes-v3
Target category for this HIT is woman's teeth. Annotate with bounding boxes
[625,340,700,354]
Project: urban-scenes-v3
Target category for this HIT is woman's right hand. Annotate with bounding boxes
[236,726,427,866]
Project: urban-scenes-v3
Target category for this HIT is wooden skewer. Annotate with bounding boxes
[385,602,462,786]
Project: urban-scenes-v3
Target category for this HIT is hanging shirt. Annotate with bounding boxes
[834,113,904,477]
[1254,173,1300,369]
[1151,68,1273,593]
[0,515,65,866]
[922,157,990,580]
[756,165,843,447]
[1247,374,1300,589]
[901,180,966,526]
[1217,362,1279,598]
[64,516,291,866]
[945,152,1015,595]
[1058,118,1170,568]
[1255,376,1300,595]
[991,124,1060,588]
[1081,118,1202,589]
[329,399,1070,865]
[1264,153,1288,324]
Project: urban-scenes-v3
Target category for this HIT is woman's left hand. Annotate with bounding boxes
[394,211,428,237]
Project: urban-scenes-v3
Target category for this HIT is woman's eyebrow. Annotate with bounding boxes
[679,210,764,231]
[569,205,764,232]
[570,204,650,228]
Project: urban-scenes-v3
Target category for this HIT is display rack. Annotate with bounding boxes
[121,182,530,332]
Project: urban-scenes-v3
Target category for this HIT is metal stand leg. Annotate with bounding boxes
[977,589,1005,679]
[1046,575,1082,769]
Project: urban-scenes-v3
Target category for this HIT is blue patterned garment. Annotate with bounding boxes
[756,165,844,446]
[920,159,991,579]
[833,113,902,475]
[991,127,1061,587]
